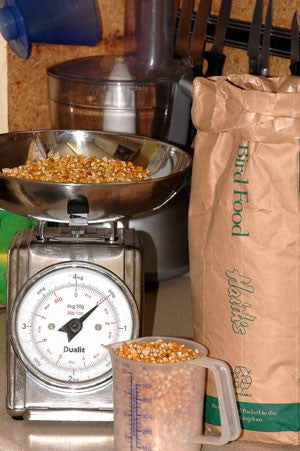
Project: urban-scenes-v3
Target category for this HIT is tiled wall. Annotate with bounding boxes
[7,0,300,131]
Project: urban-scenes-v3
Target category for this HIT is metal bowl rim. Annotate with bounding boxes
[0,129,192,188]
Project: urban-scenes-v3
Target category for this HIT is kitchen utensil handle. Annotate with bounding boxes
[248,57,260,75]
[204,51,226,77]
[290,61,300,75]
[188,357,241,445]
[193,63,204,77]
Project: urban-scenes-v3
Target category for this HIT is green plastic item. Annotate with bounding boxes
[0,209,36,305]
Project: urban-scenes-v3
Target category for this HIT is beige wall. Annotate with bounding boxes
[4,0,300,132]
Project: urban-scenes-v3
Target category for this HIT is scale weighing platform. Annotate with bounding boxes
[0,130,191,421]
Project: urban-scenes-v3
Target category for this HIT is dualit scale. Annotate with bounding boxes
[0,130,191,421]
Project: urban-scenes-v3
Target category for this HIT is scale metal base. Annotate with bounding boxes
[6,225,142,421]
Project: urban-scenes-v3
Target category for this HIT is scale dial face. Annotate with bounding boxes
[10,262,139,390]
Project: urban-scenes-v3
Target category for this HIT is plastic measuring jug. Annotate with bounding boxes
[108,336,241,451]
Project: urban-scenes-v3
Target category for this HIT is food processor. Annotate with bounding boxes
[47,0,193,281]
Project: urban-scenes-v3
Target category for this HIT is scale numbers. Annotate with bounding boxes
[11,262,138,389]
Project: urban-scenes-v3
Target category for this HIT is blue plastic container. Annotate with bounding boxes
[0,0,100,58]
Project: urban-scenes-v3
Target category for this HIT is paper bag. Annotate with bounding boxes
[190,74,300,444]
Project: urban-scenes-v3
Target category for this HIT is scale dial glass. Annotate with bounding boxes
[11,262,139,389]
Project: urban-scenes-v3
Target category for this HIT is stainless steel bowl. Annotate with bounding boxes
[0,130,191,223]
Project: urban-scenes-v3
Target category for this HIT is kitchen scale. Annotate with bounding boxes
[0,130,191,421]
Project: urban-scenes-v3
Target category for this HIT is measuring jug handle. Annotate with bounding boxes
[189,356,241,446]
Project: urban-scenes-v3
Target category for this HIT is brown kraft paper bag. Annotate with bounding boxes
[189,74,300,445]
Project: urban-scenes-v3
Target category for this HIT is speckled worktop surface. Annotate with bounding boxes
[0,277,297,450]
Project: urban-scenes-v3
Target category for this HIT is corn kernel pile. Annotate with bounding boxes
[114,338,199,363]
[1,154,151,183]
